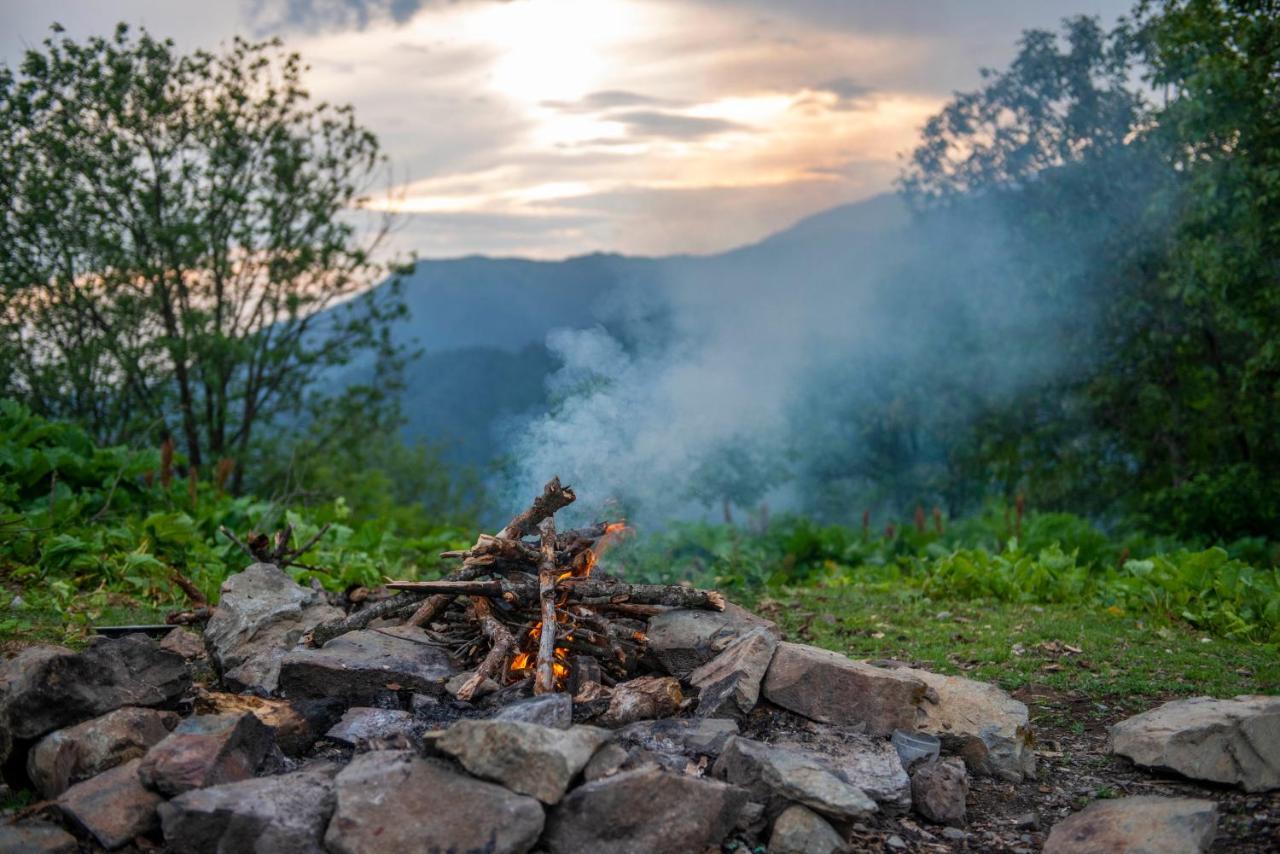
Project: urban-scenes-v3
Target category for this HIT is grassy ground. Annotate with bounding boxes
[744,584,1280,711]
[0,599,168,653]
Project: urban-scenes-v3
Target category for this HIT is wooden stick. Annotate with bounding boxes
[407,477,575,627]
[456,597,515,701]
[387,578,725,611]
[534,517,559,695]
[404,563,490,628]
[170,569,208,606]
[280,522,331,564]
[499,477,575,540]
[308,592,425,647]
[219,525,257,561]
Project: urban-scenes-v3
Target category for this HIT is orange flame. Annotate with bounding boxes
[507,522,634,686]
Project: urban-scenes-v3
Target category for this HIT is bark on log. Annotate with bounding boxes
[409,477,574,627]
[534,517,559,695]
[498,477,576,540]
[456,597,515,702]
[308,592,425,647]
[440,534,543,565]
[386,578,725,611]
[404,563,489,628]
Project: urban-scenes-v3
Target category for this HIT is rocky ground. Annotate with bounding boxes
[0,561,1276,852]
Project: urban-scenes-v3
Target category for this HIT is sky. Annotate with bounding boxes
[1,0,1134,259]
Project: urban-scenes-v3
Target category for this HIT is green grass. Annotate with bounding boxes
[745,583,1280,709]
[0,600,168,651]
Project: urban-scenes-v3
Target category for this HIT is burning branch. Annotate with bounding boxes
[534,517,560,695]
[455,596,515,701]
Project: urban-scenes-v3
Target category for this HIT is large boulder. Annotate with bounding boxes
[1043,796,1218,853]
[768,804,845,854]
[137,713,275,796]
[432,719,608,804]
[324,750,544,854]
[56,758,165,850]
[646,605,777,678]
[689,626,778,718]
[1108,695,1280,792]
[278,625,457,704]
[203,562,343,694]
[0,638,189,744]
[713,736,877,821]
[28,707,178,798]
[904,667,1036,782]
[544,767,748,854]
[159,762,339,854]
[773,727,912,811]
[762,643,926,736]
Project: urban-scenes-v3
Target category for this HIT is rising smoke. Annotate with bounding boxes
[501,191,1082,528]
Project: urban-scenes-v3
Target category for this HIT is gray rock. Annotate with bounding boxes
[1043,796,1218,853]
[492,692,573,729]
[324,750,544,854]
[583,742,630,781]
[646,605,777,678]
[203,563,343,694]
[1108,695,1280,792]
[0,822,79,854]
[768,804,845,854]
[713,736,877,821]
[56,758,165,850]
[544,767,747,854]
[906,667,1036,782]
[137,713,275,796]
[159,628,206,660]
[614,717,739,758]
[911,757,968,827]
[324,707,417,747]
[159,762,339,854]
[0,638,189,742]
[762,643,926,736]
[278,625,457,704]
[689,626,778,718]
[432,719,608,804]
[773,727,912,811]
[28,706,179,798]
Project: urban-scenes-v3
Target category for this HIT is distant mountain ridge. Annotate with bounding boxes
[367,193,908,465]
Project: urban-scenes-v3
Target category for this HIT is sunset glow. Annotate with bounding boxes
[0,0,1134,257]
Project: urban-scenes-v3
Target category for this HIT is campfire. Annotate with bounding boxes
[0,476,1054,853]
[304,477,725,702]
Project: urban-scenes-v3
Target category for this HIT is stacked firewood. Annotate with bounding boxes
[305,478,725,700]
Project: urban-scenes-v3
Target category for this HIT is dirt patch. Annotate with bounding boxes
[817,685,1280,852]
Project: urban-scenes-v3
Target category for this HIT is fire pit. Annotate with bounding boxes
[0,478,1040,853]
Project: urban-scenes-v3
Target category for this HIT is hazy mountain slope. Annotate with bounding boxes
[362,194,902,466]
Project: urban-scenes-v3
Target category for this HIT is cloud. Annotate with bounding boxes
[246,0,505,33]
[544,89,681,112]
[811,76,873,109]
[611,110,747,140]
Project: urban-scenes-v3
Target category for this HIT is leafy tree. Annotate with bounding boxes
[900,15,1147,202]
[0,24,406,489]
[900,2,1280,537]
